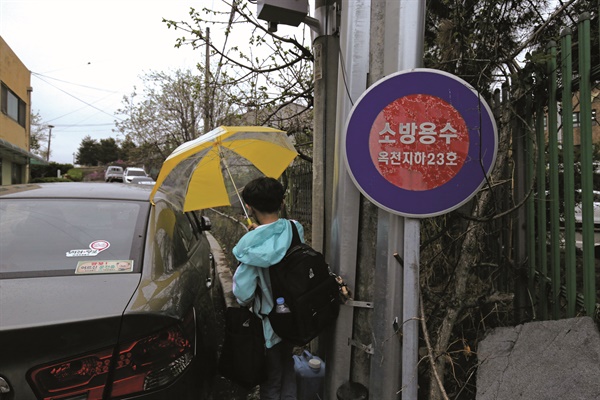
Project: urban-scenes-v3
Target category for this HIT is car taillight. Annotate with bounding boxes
[28,312,196,400]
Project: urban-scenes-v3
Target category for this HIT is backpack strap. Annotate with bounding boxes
[261,221,300,319]
[289,220,301,248]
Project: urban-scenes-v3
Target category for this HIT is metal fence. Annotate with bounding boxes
[285,158,313,242]
[516,11,600,321]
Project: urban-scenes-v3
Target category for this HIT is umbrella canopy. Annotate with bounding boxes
[149,126,298,214]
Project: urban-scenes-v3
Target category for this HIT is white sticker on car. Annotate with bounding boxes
[66,249,101,257]
[66,240,110,257]
[75,260,134,274]
[90,240,110,251]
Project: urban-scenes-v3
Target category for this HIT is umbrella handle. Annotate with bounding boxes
[220,152,253,228]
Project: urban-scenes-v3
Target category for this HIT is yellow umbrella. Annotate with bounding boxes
[149,126,298,224]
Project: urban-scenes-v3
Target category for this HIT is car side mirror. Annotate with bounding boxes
[201,216,211,231]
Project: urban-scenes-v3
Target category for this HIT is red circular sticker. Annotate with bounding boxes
[89,240,110,252]
[368,94,469,191]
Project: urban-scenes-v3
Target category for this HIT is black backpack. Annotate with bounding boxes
[267,221,341,346]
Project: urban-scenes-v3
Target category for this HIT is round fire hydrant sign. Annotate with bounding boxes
[344,68,497,217]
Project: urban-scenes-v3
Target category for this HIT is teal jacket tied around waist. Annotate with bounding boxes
[232,218,304,349]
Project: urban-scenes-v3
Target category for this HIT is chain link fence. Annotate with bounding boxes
[284,159,313,243]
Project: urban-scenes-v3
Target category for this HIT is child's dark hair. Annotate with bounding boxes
[242,177,284,213]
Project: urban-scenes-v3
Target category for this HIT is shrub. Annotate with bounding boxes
[84,171,104,181]
[66,169,83,181]
[31,162,74,179]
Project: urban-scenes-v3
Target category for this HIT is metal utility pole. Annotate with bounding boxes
[394,3,426,398]
[368,2,403,398]
[311,0,339,257]
[204,27,211,133]
[339,0,425,398]
[46,125,54,162]
[326,0,370,398]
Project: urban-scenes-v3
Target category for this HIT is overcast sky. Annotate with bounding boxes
[0,0,219,164]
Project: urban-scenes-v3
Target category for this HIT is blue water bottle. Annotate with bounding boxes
[293,350,325,400]
[276,297,291,313]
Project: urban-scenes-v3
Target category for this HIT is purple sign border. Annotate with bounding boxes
[344,68,498,217]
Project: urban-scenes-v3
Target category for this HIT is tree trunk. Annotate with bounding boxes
[427,218,484,399]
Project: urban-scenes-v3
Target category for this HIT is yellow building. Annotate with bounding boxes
[0,36,46,185]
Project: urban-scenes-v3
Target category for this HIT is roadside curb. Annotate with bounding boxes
[206,233,239,309]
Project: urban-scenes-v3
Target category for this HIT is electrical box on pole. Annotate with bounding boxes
[257,0,309,32]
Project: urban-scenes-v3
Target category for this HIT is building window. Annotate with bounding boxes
[573,109,599,127]
[1,83,26,127]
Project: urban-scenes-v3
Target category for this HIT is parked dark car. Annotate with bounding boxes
[0,183,218,399]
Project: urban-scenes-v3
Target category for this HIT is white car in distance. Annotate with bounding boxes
[574,190,600,227]
[123,167,148,183]
[130,176,156,186]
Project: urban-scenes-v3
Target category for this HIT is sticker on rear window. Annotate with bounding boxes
[66,240,110,257]
[75,260,134,274]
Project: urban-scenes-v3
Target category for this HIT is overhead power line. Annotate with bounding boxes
[31,73,125,122]
[31,71,119,93]
[31,122,116,127]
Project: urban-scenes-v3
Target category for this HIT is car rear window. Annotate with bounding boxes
[0,199,147,276]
